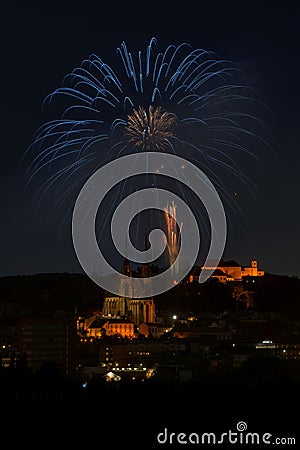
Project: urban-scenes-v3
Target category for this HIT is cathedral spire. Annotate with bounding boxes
[121,257,132,277]
[140,229,152,278]
[121,235,132,277]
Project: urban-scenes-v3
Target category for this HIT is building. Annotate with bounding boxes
[101,256,156,326]
[102,294,155,326]
[212,259,242,281]
[138,322,173,338]
[102,295,127,317]
[19,315,77,376]
[189,258,264,283]
[98,340,187,368]
[87,316,135,338]
[241,259,264,277]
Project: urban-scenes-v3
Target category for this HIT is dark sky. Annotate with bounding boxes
[1,2,300,278]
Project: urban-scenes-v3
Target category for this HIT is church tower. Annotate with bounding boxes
[118,254,133,299]
[140,263,152,278]
[121,258,133,277]
[140,231,152,278]
[250,258,258,276]
[103,237,156,327]
[251,259,258,269]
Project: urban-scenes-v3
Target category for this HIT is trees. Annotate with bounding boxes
[156,278,234,316]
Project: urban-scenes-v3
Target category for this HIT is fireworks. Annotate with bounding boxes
[124,105,177,151]
[24,37,269,232]
[164,201,183,275]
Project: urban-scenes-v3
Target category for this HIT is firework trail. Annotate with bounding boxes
[164,201,183,277]
[24,37,270,241]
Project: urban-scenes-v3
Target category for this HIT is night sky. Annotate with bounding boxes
[1,2,300,278]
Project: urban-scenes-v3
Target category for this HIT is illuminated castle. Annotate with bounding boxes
[189,258,264,283]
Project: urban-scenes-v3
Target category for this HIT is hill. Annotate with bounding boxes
[0,272,103,318]
[0,271,299,319]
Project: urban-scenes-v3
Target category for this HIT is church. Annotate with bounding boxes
[102,258,156,327]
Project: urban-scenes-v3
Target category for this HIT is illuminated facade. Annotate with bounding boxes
[87,317,135,338]
[102,295,155,326]
[102,257,156,326]
[241,259,264,277]
[138,322,173,338]
[189,259,264,283]
[102,295,127,317]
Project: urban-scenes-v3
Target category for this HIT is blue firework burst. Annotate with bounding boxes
[24,37,270,237]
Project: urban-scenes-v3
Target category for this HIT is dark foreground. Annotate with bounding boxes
[0,361,298,449]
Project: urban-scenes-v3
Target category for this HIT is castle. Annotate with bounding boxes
[189,258,264,283]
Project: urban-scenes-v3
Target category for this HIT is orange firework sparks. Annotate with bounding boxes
[164,201,183,273]
[124,105,177,151]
